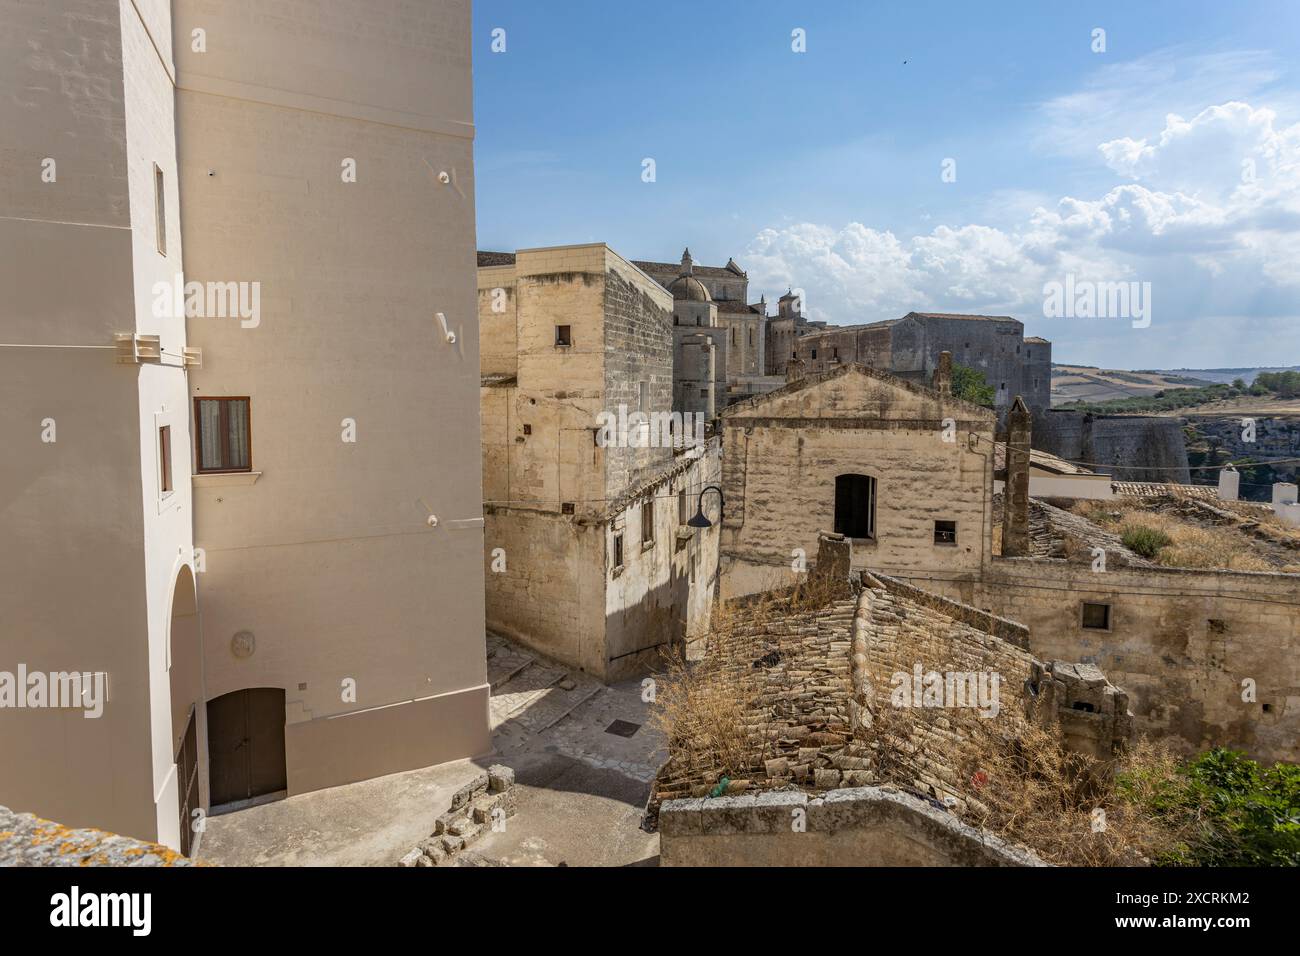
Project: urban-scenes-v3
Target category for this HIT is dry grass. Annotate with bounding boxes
[869,701,1192,866]
[649,573,849,791]
[1071,499,1285,571]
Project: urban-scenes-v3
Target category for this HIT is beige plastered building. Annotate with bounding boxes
[0,0,489,854]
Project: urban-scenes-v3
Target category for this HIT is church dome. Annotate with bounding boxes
[668,273,712,302]
[669,247,712,301]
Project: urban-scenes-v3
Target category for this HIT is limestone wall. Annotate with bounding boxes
[895,560,1300,764]
[719,367,995,600]
[1034,410,1190,482]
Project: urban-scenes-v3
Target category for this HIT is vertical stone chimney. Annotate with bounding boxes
[1218,464,1240,502]
[785,356,806,383]
[1003,396,1032,557]
[932,350,953,397]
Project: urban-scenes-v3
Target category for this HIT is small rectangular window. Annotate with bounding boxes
[641,499,654,547]
[678,486,689,525]
[811,349,817,359]
[638,381,649,413]
[522,423,532,435]
[555,325,571,347]
[154,164,166,256]
[613,533,624,569]
[1081,602,1111,630]
[159,425,172,493]
[934,520,957,545]
[562,502,575,515]
[194,397,251,473]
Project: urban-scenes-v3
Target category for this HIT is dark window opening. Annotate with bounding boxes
[562,502,575,515]
[1081,602,1111,630]
[834,473,877,539]
[154,164,166,256]
[641,499,654,547]
[1071,701,1097,713]
[522,423,532,435]
[194,397,251,473]
[159,425,172,493]
[934,520,957,545]
[555,325,571,346]
[612,533,624,569]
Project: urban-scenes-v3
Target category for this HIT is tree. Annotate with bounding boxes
[951,363,996,407]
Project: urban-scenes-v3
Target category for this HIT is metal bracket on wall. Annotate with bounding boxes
[114,333,161,364]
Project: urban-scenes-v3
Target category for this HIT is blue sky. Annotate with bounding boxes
[471,0,1300,369]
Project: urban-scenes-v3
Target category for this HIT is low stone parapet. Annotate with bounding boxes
[658,786,1046,867]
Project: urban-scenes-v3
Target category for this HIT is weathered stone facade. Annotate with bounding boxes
[478,244,720,681]
[717,363,997,600]
[1033,408,1190,482]
[775,311,1053,417]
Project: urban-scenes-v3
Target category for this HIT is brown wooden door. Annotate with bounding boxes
[176,707,199,856]
[207,688,286,807]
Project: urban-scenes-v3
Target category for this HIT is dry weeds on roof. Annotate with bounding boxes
[1069,496,1300,573]
[649,572,1196,866]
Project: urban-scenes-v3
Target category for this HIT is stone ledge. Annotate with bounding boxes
[658,786,1047,867]
[0,805,195,867]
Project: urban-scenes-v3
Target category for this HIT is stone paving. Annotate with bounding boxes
[199,633,665,866]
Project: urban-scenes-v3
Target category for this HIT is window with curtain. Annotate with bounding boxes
[194,398,251,473]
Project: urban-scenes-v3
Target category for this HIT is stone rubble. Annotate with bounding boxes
[398,764,517,868]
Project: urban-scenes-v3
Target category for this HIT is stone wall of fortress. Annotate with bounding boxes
[1034,409,1191,482]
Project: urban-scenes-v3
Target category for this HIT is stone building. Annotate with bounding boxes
[651,547,1132,866]
[778,311,1053,417]
[717,361,997,600]
[713,352,1298,763]
[477,244,721,681]
[635,250,779,406]
[1,0,489,855]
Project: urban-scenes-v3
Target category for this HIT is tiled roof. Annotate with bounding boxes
[632,259,744,280]
[1111,481,1225,501]
[993,444,1096,476]
[715,300,762,314]
[477,251,517,267]
[903,311,1019,323]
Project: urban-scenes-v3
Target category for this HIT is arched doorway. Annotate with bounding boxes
[168,565,202,856]
[207,687,287,808]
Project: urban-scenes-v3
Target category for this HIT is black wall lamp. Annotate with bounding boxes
[687,485,724,529]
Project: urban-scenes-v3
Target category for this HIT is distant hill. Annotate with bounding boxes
[1051,365,1300,406]
[1050,365,1214,406]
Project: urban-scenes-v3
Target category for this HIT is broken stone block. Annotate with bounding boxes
[418,838,448,863]
[432,811,457,836]
[763,758,789,778]
[440,834,464,854]
[458,822,483,846]
[450,773,491,811]
[414,854,436,868]
[447,816,479,837]
[398,848,423,868]
[488,764,515,793]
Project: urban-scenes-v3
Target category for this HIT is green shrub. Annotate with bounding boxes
[1118,748,1300,866]
[1121,524,1173,558]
